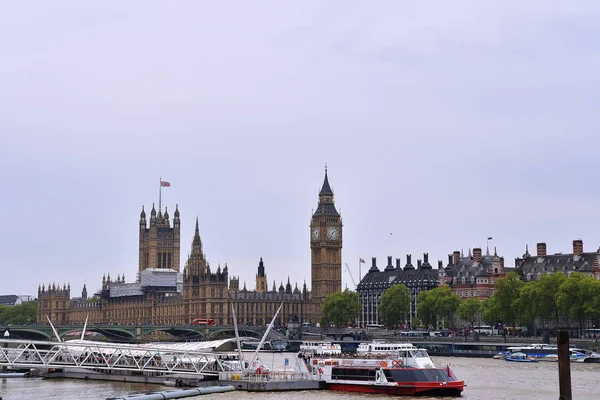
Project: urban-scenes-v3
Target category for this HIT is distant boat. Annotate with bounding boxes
[504,352,538,363]
[299,340,464,396]
[241,339,287,352]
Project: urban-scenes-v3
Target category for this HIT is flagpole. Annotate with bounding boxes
[159,177,162,211]
[358,257,362,283]
[358,257,362,328]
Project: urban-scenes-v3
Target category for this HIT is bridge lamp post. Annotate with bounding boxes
[2,330,8,372]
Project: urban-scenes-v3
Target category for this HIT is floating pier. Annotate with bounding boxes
[108,385,235,399]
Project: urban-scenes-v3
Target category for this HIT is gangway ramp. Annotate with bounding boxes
[0,338,240,376]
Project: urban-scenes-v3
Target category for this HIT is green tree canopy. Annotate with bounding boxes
[416,285,460,329]
[534,272,567,326]
[378,284,410,329]
[457,298,482,328]
[493,272,524,332]
[481,296,501,327]
[321,289,360,328]
[557,273,598,331]
[0,301,38,324]
[416,290,435,328]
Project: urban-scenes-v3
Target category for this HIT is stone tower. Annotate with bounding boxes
[255,257,268,293]
[310,167,342,322]
[138,203,181,272]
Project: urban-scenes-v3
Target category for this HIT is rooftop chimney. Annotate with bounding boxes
[396,258,401,269]
[385,256,395,271]
[369,257,379,272]
[573,239,583,257]
[453,251,460,265]
[473,248,482,263]
[438,260,443,269]
[405,254,414,269]
[417,259,422,268]
[537,242,547,257]
[448,254,453,266]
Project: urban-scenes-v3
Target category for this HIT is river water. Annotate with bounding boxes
[1,353,599,400]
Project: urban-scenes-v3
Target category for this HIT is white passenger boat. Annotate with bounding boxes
[506,344,589,362]
[298,340,464,396]
[299,341,341,355]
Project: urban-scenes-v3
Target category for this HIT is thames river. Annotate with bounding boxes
[2,354,599,400]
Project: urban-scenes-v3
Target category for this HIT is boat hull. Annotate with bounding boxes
[327,381,464,396]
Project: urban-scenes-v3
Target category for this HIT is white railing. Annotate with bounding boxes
[0,339,235,376]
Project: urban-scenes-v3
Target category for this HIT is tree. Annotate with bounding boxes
[481,296,501,327]
[416,290,436,328]
[515,281,538,334]
[557,273,598,333]
[493,272,524,334]
[378,285,410,329]
[458,298,482,329]
[321,289,360,328]
[416,285,460,329]
[0,301,38,324]
[534,272,567,327]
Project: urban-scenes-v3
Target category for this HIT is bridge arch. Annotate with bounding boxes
[140,327,205,341]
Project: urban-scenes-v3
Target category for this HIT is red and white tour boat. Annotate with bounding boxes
[299,340,464,396]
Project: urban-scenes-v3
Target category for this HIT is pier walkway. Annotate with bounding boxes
[0,338,238,376]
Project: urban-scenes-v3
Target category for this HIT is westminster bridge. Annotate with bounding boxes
[0,323,267,342]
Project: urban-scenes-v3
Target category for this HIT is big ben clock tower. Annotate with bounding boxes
[310,166,342,322]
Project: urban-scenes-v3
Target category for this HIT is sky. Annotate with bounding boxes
[2,1,600,297]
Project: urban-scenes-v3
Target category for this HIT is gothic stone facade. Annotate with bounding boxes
[38,171,334,326]
[310,169,343,322]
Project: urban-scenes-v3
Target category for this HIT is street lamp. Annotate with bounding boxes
[2,330,8,372]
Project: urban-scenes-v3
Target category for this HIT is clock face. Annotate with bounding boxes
[312,227,320,240]
[327,226,339,241]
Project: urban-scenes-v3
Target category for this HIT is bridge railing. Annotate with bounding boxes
[0,339,240,376]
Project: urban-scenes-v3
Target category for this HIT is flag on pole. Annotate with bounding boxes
[359,258,365,263]
[160,180,171,187]
[487,236,493,240]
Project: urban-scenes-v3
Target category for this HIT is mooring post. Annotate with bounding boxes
[557,331,572,400]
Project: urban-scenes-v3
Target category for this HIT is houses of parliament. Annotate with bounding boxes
[37,171,343,327]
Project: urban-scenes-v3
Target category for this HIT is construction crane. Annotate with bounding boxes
[344,263,358,289]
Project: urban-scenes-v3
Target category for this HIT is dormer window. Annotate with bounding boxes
[461,277,466,284]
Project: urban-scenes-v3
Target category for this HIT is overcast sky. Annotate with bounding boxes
[2,1,600,297]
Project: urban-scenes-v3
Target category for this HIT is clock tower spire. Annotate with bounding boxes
[310,166,342,322]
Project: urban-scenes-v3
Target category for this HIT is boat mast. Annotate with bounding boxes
[80,313,89,340]
[230,303,245,371]
[248,302,283,370]
[45,315,62,342]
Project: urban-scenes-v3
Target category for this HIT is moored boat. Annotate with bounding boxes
[299,341,342,356]
[504,352,538,363]
[506,344,589,362]
[299,340,464,396]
